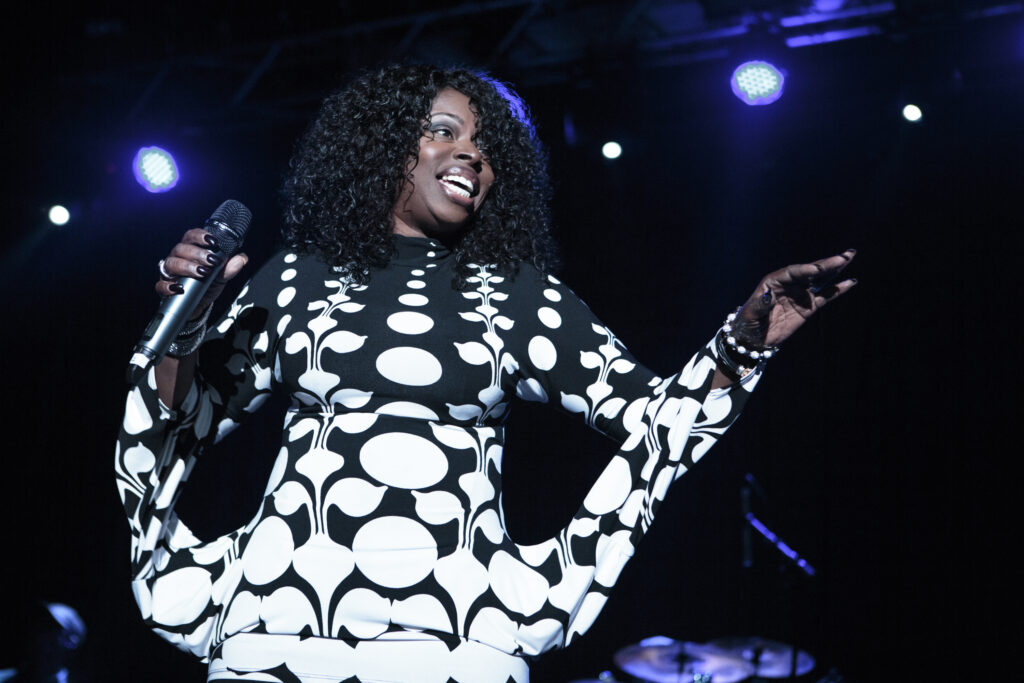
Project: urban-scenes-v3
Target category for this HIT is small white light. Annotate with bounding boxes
[903,104,923,122]
[602,141,622,159]
[49,205,70,226]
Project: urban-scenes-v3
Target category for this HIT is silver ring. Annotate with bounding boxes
[158,259,174,280]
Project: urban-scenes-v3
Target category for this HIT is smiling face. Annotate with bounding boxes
[391,88,495,240]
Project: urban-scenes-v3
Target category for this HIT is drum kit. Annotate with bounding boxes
[570,635,816,683]
[570,476,827,682]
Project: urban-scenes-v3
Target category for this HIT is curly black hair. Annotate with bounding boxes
[281,64,557,286]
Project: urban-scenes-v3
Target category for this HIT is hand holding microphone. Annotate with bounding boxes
[128,200,251,384]
[155,228,249,311]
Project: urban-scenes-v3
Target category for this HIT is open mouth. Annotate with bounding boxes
[439,174,476,199]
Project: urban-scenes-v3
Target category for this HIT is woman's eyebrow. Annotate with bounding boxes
[430,111,465,124]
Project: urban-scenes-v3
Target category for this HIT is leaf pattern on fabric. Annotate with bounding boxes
[115,237,758,682]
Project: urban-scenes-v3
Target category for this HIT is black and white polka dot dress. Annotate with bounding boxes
[115,235,758,682]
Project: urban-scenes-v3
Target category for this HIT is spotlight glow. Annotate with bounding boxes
[133,146,180,193]
[731,61,785,106]
[48,205,70,226]
[602,141,622,159]
[902,104,923,122]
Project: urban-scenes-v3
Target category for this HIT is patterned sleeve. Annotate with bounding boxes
[113,255,286,659]
[486,268,761,654]
[507,269,758,447]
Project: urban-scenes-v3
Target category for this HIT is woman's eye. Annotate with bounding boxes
[430,126,454,138]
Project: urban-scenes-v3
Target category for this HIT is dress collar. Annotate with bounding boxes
[391,234,451,266]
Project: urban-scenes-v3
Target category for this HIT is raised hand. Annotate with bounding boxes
[731,249,857,349]
[156,228,248,317]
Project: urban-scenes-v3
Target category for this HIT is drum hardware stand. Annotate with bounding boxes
[741,473,817,679]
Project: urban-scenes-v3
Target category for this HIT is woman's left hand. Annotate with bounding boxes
[731,248,858,349]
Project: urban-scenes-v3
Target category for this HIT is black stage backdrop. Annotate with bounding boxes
[1,5,1018,682]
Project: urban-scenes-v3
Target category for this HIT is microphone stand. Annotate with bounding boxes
[740,474,817,680]
[743,512,816,578]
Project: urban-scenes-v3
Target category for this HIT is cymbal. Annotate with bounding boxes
[569,672,622,683]
[614,636,755,683]
[705,637,815,678]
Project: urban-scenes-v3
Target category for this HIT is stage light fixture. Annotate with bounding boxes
[731,61,785,106]
[48,205,70,226]
[133,146,180,193]
[602,141,622,159]
[902,104,923,122]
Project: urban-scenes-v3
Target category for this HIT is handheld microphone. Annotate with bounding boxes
[127,200,252,384]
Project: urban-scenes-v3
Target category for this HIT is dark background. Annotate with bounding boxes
[2,2,1018,681]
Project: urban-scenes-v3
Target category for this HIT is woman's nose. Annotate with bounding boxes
[454,142,483,165]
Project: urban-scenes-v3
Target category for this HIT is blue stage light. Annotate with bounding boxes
[731,61,785,106]
[133,146,179,193]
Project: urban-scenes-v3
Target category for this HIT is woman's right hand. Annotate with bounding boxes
[153,229,248,407]
[157,228,249,316]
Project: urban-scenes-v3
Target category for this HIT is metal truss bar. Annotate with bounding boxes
[231,42,282,107]
[487,0,544,64]
[393,18,428,56]
[126,63,170,124]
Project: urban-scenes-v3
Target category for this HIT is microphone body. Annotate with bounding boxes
[127,200,252,384]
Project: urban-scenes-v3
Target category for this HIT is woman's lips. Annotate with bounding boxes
[439,165,478,190]
[437,175,476,207]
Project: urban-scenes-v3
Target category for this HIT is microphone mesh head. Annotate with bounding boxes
[206,200,252,256]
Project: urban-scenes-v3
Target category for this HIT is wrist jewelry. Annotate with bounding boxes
[715,309,779,380]
[166,304,212,358]
[722,309,778,361]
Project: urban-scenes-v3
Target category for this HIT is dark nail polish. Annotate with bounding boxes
[171,283,184,294]
[196,265,211,277]
[204,234,219,249]
[206,252,222,266]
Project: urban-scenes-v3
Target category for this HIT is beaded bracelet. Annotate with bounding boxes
[166,304,212,359]
[714,309,779,381]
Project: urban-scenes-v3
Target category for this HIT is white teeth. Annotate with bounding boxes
[440,175,473,197]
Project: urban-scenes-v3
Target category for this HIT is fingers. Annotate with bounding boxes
[166,245,221,279]
[812,247,856,274]
[155,278,183,297]
[778,248,856,287]
[183,227,220,249]
[219,253,249,283]
[813,277,858,305]
[154,228,247,298]
[813,248,856,278]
